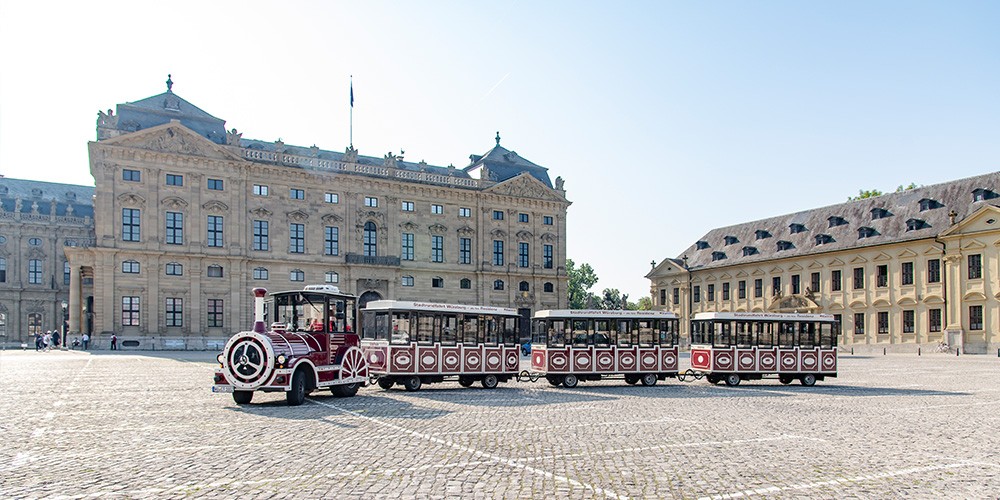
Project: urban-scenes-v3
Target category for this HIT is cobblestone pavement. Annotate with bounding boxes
[1,349,998,499]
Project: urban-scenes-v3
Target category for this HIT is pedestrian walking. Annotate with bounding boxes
[110,333,118,350]
[43,331,52,351]
[35,333,42,351]
[82,333,90,350]
[52,330,61,349]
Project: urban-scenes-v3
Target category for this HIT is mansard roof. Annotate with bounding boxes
[464,143,552,187]
[677,171,1000,270]
[0,178,95,218]
[115,87,228,145]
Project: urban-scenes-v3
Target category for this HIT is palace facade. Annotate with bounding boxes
[648,173,1000,354]
[53,79,569,348]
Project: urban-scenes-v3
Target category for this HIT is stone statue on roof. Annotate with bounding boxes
[555,176,564,191]
[98,109,118,128]
[226,128,242,146]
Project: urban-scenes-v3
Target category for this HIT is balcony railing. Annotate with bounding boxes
[345,253,401,266]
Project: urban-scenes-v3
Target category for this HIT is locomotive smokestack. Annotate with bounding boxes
[253,288,267,333]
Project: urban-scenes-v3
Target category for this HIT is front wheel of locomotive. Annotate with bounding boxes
[233,390,253,404]
[332,382,360,397]
[287,370,307,406]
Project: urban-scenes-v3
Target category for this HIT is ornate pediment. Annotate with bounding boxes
[322,213,344,224]
[286,210,309,222]
[457,225,476,236]
[428,223,448,234]
[485,173,565,202]
[26,247,47,259]
[161,197,189,210]
[539,232,556,243]
[873,252,892,262]
[399,221,418,231]
[768,294,818,313]
[106,123,241,161]
[516,230,533,240]
[490,229,506,238]
[117,193,146,207]
[249,207,272,218]
[202,200,229,212]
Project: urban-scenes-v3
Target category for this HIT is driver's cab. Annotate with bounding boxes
[266,286,358,359]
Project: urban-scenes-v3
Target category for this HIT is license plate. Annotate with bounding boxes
[212,385,234,393]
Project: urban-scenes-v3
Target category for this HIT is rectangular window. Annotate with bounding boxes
[207,299,224,328]
[969,254,983,279]
[207,216,224,247]
[543,216,553,225]
[493,210,504,220]
[738,280,746,299]
[324,226,339,256]
[901,262,914,286]
[253,220,269,251]
[289,223,304,253]
[290,269,304,281]
[772,276,781,296]
[853,267,864,289]
[253,184,268,196]
[122,260,139,274]
[543,244,553,269]
[365,196,378,207]
[165,298,183,327]
[122,208,141,242]
[402,276,414,287]
[63,261,70,285]
[754,279,763,298]
[253,267,268,280]
[722,282,730,301]
[122,296,140,326]
[432,277,444,288]
[792,275,801,295]
[693,285,701,303]
[325,193,339,204]
[903,310,915,333]
[493,240,504,266]
[401,201,414,212]
[401,233,414,261]
[854,312,865,335]
[165,211,183,245]
[811,272,820,294]
[459,238,471,264]
[832,270,842,291]
[707,284,715,301]
[970,305,984,330]
[290,188,304,200]
[0,258,8,283]
[519,213,529,223]
[123,169,140,182]
[518,242,529,268]
[207,178,223,191]
[928,259,941,283]
[432,204,443,215]
[207,265,223,278]
[459,207,471,217]
[660,289,667,306]
[28,259,42,284]
[166,174,183,186]
[929,308,942,332]
[673,288,680,305]
[877,265,888,287]
[877,311,889,334]
[166,262,182,276]
[432,235,444,263]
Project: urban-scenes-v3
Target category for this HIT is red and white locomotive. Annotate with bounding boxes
[212,285,368,405]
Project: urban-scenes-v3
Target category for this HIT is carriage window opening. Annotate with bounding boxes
[462,315,480,345]
[503,317,517,345]
[638,320,655,347]
[416,313,435,345]
[362,311,378,340]
[391,312,412,345]
[483,316,500,346]
[546,319,567,347]
[572,319,591,347]
[617,320,633,347]
[440,315,459,345]
[594,320,611,346]
[798,322,817,348]
[736,321,753,346]
[756,322,774,347]
[713,321,733,348]
[657,319,676,346]
[532,319,548,345]
[375,312,390,341]
[778,322,796,347]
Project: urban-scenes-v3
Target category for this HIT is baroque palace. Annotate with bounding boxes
[648,172,1000,354]
[1,78,571,348]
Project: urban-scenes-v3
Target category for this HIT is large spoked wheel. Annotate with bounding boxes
[706,375,721,385]
[403,376,422,392]
[482,374,499,389]
[287,370,307,406]
[233,390,253,404]
[624,375,639,385]
[546,375,562,387]
[377,378,394,390]
[458,377,475,388]
[724,374,741,387]
[562,374,579,388]
[641,373,658,387]
[331,382,360,397]
[800,374,817,386]
[779,375,794,385]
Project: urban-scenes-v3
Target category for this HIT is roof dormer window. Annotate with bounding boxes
[828,216,848,228]
[789,223,806,234]
[711,251,727,261]
[858,226,879,239]
[972,188,999,202]
[754,229,771,240]
[742,246,758,256]
[815,234,834,245]
[777,240,795,251]
[918,198,943,211]
[696,240,710,250]
[906,218,930,231]
[724,235,739,245]
[871,208,892,220]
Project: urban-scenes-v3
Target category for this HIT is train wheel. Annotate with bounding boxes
[800,374,816,386]
[287,371,307,406]
[640,373,657,386]
[233,390,253,404]
[562,374,579,388]
[482,374,499,389]
[546,375,562,386]
[724,374,741,387]
[332,382,360,397]
[377,378,394,390]
[624,375,639,385]
[706,375,721,385]
[403,376,422,392]
[458,377,475,387]
[779,375,794,385]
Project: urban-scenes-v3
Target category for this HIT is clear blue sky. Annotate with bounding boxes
[2,1,999,301]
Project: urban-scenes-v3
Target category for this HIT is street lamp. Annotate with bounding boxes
[61,301,68,349]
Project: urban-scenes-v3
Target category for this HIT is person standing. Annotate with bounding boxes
[82,333,90,350]
[52,330,61,350]
[110,333,118,350]
[43,331,52,351]
[35,332,42,351]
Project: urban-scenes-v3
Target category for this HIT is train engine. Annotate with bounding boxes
[212,286,368,406]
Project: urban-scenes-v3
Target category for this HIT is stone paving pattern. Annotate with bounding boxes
[1,349,998,498]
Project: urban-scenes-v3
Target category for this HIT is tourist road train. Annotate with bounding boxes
[211,286,839,405]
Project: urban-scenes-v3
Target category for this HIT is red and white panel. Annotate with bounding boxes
[713,348,735,371]
[737,348,756,372]
[362,345,387,372]
[417,346,440,373]
[638,348,659,371]
[390,346,416,373]
[595,348,615,372]
[547,347,570,373]
[617,347,638,372]
[757,347,778,372]
[484,347,504,372]
[690,348,712,371]
[531,347,547,371]
[441,346,462,373]
[778,349,799,373]
[658,347,678,372]
[463,347,483,372]
[573,348,594,372]
[800,349,820,373]
[505,347,520,372]
[820,349,837,374]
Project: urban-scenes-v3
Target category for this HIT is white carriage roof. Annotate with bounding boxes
[533,309,679,319]
[693,312,836,322]
[363,300,519,316]
[266,286,355,298]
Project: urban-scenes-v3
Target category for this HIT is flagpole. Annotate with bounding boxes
[349,75,354,149]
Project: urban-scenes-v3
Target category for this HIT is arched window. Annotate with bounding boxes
[325,271,339,284]
[122,260,140,274]
[543,282,554,293]
[290,269,305,281]
[493,280,505,290]
[363,221,377,257]
[253,267,268,280]
[460,278,471,289]
[519,281,530,292]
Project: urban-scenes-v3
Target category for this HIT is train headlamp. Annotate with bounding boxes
[217,353,224,367]
[277,354,287,367]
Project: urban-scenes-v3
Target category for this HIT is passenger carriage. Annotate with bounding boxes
[211,285,368,405]
[689,312,839,386]
[360,301,521,391]
[530,310,680,387]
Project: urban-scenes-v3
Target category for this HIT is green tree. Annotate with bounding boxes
[566,259,599,309]
[600,288,628,310]
[848,183,919,201]
[633,296,653,310]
